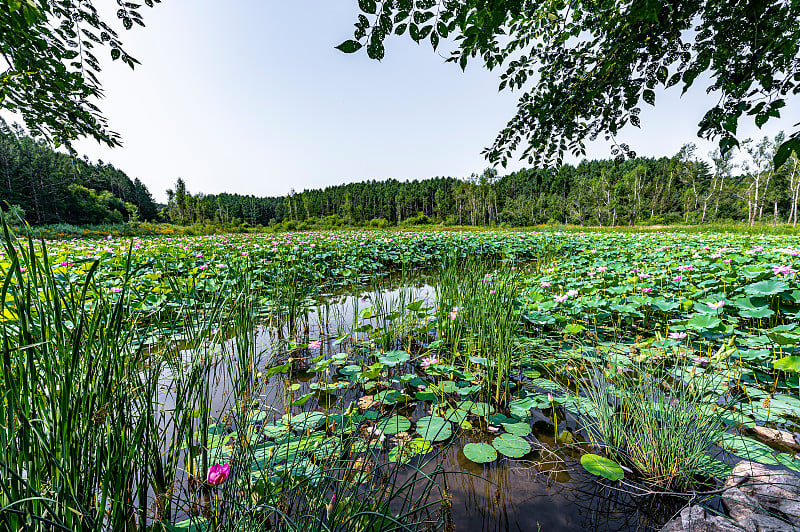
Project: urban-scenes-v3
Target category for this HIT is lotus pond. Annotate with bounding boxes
[2,228,800,531]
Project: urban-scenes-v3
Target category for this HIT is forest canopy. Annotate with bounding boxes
[0,119,158,225]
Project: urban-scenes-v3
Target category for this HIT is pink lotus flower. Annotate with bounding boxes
[597,266,608,273]
[309,340,322,349]
[420,355,438,368]
[672,276,682,282]
[566,289,579,298]
[541,281,552,288]
[111,287,123,293]
[207,463,231,486]
[641,287,652,293]
[773,265,796,276]
[668,332,687,340]
[678,265,693,271]
[708,301,724,310]
[554,294,568,303]
[198,264,209,270]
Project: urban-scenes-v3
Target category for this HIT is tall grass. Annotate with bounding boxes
[0,216,152,530]
[573,356,726,490]
[0,215,451,531]
[436,255,522,405]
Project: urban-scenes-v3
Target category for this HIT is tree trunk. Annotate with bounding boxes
[773,200,778,227]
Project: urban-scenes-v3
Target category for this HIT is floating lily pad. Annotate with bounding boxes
[492,433,531,458]
[375,415,411,435]
[463,442,497,464]
[407,437,433,455]
[501,422,531,436]
[261,423,290,439]
[169,517,208,532]
[444,408,469,423]
[416,416,452,441]
[375,389,401,404]
[378,350,410,367]
[438,380,459,394]
[469,402,494,417]
[339,364,362,376]
[284,412,327,430]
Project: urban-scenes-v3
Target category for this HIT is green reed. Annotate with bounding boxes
[0,214,152,531]
[573,355,727,490]
[436,254,522,405]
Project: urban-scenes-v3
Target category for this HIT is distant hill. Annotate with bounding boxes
[0,119,158,225]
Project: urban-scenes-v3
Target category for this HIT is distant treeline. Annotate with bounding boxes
[0,119,159,225]
[165,136,799,229]
[3,117,799,230]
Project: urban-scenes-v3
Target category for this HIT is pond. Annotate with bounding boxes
[163,271,695,532]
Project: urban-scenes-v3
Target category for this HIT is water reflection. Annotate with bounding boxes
[161,272,687,531]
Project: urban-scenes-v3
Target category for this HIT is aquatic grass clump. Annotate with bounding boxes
[436,254,522,405]
[574,357,727,490]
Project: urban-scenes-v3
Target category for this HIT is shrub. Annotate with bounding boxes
[368,217,391,228]
[401,212,432,226]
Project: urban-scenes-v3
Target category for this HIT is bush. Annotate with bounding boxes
[400,212,432,226]
[368,217,391,228]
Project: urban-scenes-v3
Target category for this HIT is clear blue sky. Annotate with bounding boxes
[39,1,796,202]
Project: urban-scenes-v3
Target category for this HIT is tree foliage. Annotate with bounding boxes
[0,0,160,147]
[339,0,800,168]
[0,118,158,224]
[161,138,799,229]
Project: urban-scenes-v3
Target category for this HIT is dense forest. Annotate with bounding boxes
[165,136,800,229]
[2,118,799,230]
[0,119,159,225]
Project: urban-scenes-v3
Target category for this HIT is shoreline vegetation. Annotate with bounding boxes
[15,220,800,240]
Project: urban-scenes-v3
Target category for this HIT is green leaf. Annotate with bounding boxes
[686,314,721,331]
[416,416,452,441]
[169,517,208,532]
[580,454,625,481]
[775,136,800,169]
[491,433,531,458]
[335,40,363,53]
[773,356,800,373]
[407,437,432,455]
[501,422,531,436]
[375,415,411,435]
[739,307,774,319]
[378,350,410,367]
[463,442,497,464]
[745,279,790,296]
[358,0,377,14]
